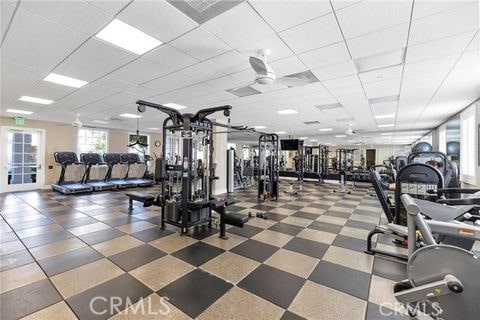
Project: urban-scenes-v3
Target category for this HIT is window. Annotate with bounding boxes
[78,128,108,154]
[128,133,149,160]
[438,123,447,154]
[460,105,476,184]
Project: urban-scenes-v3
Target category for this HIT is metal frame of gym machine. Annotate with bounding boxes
[136,100,233,235]
[258,134,279,201]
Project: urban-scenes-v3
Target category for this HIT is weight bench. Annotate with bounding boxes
[125,192,156,213]
[210,199,249,239]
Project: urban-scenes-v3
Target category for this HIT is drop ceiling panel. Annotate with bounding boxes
[178,91,234,108]
[404,54,459,77]
[412,1,472,20]
[299,42,351,69]
[311,60,357,81]
[329,84,365,98]
[409,3,479,45]
[19,0,112,36]
[86,0,130,15]
[50,84,120,111]
[180,62,226,81]
[124,85,156,99]
[359,65,403,84]
[93,76,136,92]
[370,101,397,115]
[109,58,173,85]
[0,61,46,107]
[2,6,87,72]
[250,0,331,32]
[455,50,480,68]
[268,56,307,77]
[335,0,412,39]
[323,75,361,90]
[363,78,401,98]
[145,44,199,71]
[204,75,243,91]
[237,33,294,62]
[1,0,17,40]
[205,50,249,74]
[202,2,275,48]
[118,0,198,42]
[142,72,198,93]
[25,81,77,101]
[279,13,343,54]
[347,23,409,59]
[169,27,232,61]
[77,91,138,115]
[406,32,474,63]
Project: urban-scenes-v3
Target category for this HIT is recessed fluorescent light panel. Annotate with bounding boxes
[164,103,187,110]
[95,19,163,55]
[378,124,394,128]
[119,113,142,119]
[319,128,333,132]
[6,109,33,115]
[368,95,399,105]
[315,103,343,111]
[375,114,396,119]
[44,73,88,88]
[254,126,266,129]
[354,48,405,73]
[19,96,53,105]
[299,137,308,140]
[226,86,261,97]
[277,109,298,115]
[381,132,393,135]
[92,120,110,124]
[147,127,161,130]
[275,131,287,134]
[303,121,320,125]
[335,135,346,138]
[310,139,318,141]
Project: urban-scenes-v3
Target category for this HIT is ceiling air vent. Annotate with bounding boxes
[226,86,262,97]
[315,103,343,111]
[368,95,399,105]
[303,121,320,125]
[167,0,243,24]
[336,117,354,122]
[284,70,319,84]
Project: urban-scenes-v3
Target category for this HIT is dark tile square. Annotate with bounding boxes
[309,203,331,210]
[67,273,153,320]
[190,226,218,240]
[10,218,54,231]
[292,211,320,220]
[238,264,305,308]
[38,246,102,277]
[22,230,73,248]
[144,216,161,225]
[268,222,303,236]
[59,216,99,229]
[308,221,343,234]
[372,257,407,282]
[0,279,62,320]
[157,269,233,318]
[283,237,329,259]
[104,216,141,227]
[324,210,351,219]
[230,239,279,262]
[263,211,288,221]
[281,310,306,320]
[251,204,277,211]
[309,261,371,300]
[172,242,224,266]
[228,224,263,238]
[109,244,166,271]
[280,204,304,211]
[84,208,117,216]
[78,228,125,245]
[0,250,34,271]
[335,203,357,209]
[345,219,377,231]
[131,227,174,242]
[353,209,380,217]
[332,235,367,252]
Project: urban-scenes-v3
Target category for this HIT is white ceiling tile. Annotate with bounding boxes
[230,68,257,83]
[250,82,286,93]
[236,33,294,62]
[279,13,343,54]
[165,83,218,101]
[331,0,363,11]
[311,60,357,81]
[347,23,409,59]
[118,0,198,42]
[202,2,275,48]
[178,91,235,108]
[205,50,249,74]
[0,60,46,106]
[86,0,130,15]
[358,65,403,84]
[180,63,226,81]
[329,84,365,98]
[336,0,412,39]
[409,2,479,45]
[299,42,351,69]
[406,32,474,63]
[49,84,119,111]
[25,81,77,101]
[204,76,244,91]
[293,82,329,96]
[364,78,402,98]
[125,86,156,99]
[370,101,397,115]
[19,0,112,36]
[109,58,173,85]
[93,76,136,92]
[144,44,199,71]
[143,72,198,93]
[250,0,331,32]
[269,56,307,77]
[1,0,17,40]
[55,38,136,82]
[1,6,87,72]
[77,91,137,115]
[323,75,361,90]
[412,1,473,20]
[404,54,459,77]
[170,27,232,61]
[455,50,480,68]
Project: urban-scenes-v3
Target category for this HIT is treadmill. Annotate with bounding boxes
[103,153,137,188]
[80,153,116,191]
[52,152,92,194]
[120,153,155,187]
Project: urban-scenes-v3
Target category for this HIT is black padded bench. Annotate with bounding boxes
[210,199,249,238]
[126,192,155,212]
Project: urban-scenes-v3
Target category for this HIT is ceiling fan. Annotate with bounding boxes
[248,49,312,87]
[71,113,83,128]
[345,124,364,136]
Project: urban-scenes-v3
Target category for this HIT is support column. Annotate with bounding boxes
[212,121,228,195]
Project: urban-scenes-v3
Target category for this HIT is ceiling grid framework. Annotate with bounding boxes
[0,0,478,145]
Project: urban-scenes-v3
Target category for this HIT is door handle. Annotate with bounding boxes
[37,164,42,169]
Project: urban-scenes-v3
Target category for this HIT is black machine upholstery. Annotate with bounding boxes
[120,153,140,164]
[54,152,79,164]
[369,168,395,223]
[80,153,103,165]
[103,153,122,164]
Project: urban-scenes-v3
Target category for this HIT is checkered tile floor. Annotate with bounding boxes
[1,181,413,320]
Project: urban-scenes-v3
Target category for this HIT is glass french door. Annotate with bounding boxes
[1,127,45,193]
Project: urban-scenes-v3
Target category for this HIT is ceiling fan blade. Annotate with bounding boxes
[249,56,268,74]
[276,76,311,87]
